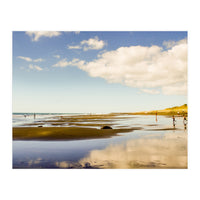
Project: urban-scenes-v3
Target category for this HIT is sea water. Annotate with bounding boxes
[12,113,83,127]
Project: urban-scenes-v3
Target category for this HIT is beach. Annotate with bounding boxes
[12,113,187,169]
[13,113,142,140]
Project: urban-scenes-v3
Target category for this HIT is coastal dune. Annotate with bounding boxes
[131,104,188,116]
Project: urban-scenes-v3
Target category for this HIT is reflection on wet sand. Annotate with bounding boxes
[13,115,188,169]
[55,131,187,169]
[28,158,42,166]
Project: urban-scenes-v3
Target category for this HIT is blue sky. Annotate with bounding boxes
[13,31,187,113]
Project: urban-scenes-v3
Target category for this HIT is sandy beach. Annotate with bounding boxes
[13,113,143,140]
[13,111,187,169]
[13,108,187,141]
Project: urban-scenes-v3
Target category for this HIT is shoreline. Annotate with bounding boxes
[13,108,187,141]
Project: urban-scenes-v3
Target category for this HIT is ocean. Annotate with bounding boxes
[12,112,83,127]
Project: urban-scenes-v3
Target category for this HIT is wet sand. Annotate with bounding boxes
[13,112,184,141]
[20,113,128,127]
[13,113,144,141]
[13,127,141,141]
[13,114,187,169]
[78,131,187,169]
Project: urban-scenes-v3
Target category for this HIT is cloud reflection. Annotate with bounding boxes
[24,132,187,169]
[54,132,187,169]
[28,158,42,166]
[78,132,187,168]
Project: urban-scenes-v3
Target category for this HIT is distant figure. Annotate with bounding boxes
[155,111,158,122]
[173,115,176,128]
[183,115,187,129]
[34,113,36,119]
[24,114,26,118]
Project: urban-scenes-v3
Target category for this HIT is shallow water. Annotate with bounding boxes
[12,113,84,127]
[12,115,187,169]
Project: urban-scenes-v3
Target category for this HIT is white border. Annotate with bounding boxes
[1,0,200,200]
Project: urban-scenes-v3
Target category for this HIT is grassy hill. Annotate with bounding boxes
[132,104,188,116]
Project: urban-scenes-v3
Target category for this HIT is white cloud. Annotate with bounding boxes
[162,82,187,95]
[52,58,84,68]
[29,64,43,71]
[52,59,69,67]
[18,56,44,62]
[67,36,106,51]
[18,57,44,71]
[67,38,187,96]
[162,40,176,49]
[81,36,106,51]
[53,55,61,59]
[68,45,81,49]
[34,66,43,71]
[140,88,160,94]
[17,56,32,62]
[25,31,61,41]
[33,58,45,62]
[163,38,187,49]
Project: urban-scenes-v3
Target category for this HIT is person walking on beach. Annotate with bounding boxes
[173,115,176,128]
[183,115,187,129]
[34,113,36,119]
[155,111,158,122]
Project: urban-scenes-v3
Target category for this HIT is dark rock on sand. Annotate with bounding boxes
[101,125,112,129]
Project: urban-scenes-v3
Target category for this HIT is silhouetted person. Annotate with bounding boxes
[173,115,176,128]
[155,111,158,122]
[34,113,36,119]
[183,115,187,129]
